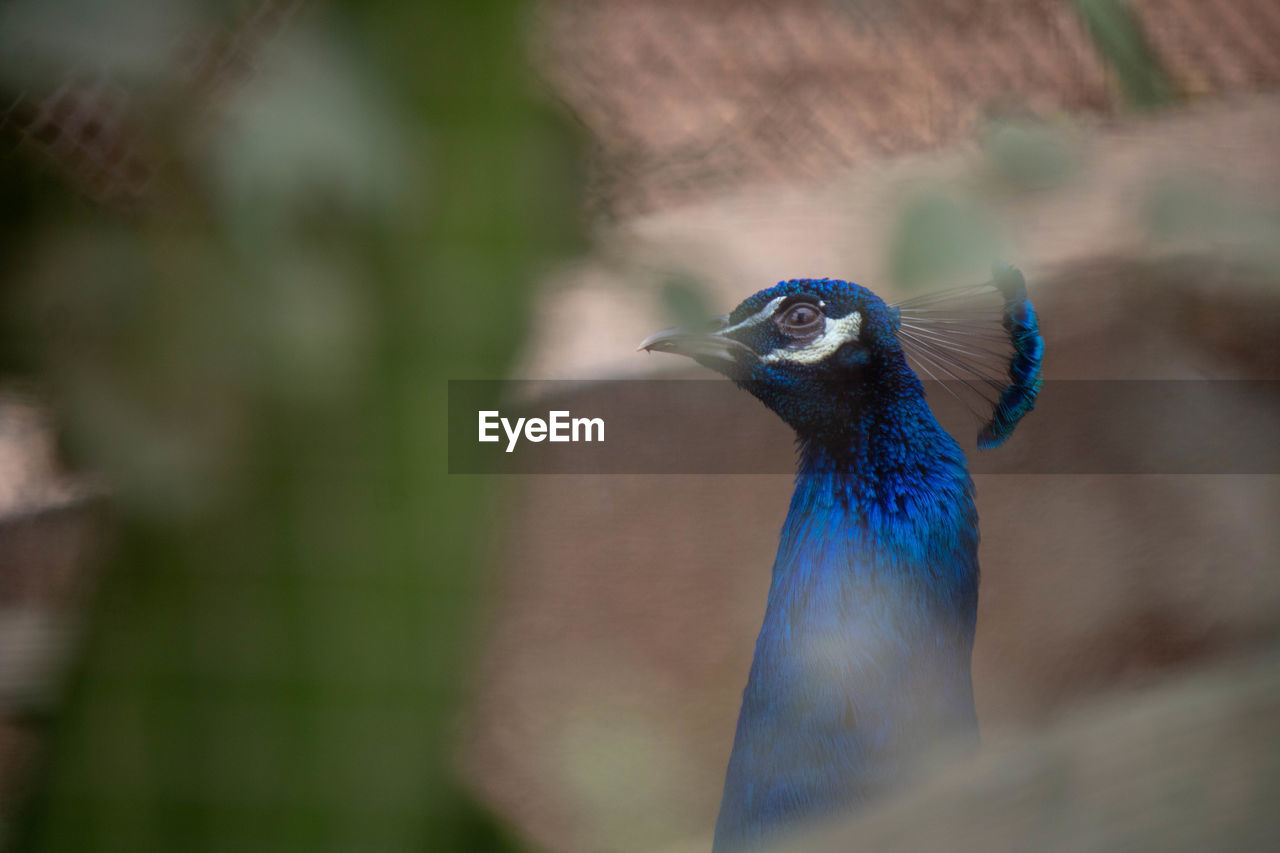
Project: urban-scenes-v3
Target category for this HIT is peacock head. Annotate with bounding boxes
[639,279,915,439]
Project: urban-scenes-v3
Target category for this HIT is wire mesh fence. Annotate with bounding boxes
[5,0,1280,216]
[536,0,1280,215]
[0,0,306,206]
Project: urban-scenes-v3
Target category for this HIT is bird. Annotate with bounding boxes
[639,266,1042,851]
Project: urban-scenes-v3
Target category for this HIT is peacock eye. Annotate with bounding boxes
[775,302,824,335]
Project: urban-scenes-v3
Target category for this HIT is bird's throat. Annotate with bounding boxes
[713,399,979,851]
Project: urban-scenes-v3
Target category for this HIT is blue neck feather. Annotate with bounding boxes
[713,367,980,852]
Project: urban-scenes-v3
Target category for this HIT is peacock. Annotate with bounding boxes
[639,265,1042,851]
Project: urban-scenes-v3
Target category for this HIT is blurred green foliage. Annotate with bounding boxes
[659,271,716,331]
[886,190,1004,292]
[1072,0,1175,110]
[981,118,1078,193]
[1,1,578,851]
[887,0,1178,294]
[1144,177,1280,279]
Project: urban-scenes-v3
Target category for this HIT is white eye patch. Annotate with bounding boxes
[720,296,787,336]
[761,310,862,365]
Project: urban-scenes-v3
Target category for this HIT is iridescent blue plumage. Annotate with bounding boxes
[978,265,1044,448]
[638,273,1040,851]
[895,265,1044,450]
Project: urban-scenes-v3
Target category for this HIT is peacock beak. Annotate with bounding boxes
[637,321,757,367]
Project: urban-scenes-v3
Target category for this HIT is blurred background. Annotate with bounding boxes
[1,1,1279,851]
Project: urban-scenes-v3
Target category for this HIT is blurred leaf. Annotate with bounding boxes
[1073,0,1175,110]
[1144,177,1280,279]
[0,0,199,89]
[206,28,412,242]
[659,272,715,330]
[887,190,1004,291]
[553,702,697,853]
[982,119,1077,192]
